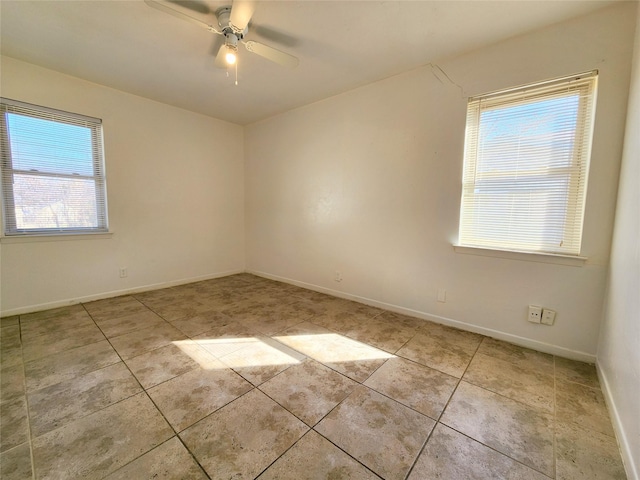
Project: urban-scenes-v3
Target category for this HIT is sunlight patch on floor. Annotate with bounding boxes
[273,333,395,363]
[173,332,394,370]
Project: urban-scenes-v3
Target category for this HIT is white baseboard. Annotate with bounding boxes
[597,363,639,480]
[1,269,245,317]
[3,267,597,362]
[249,269,597,363]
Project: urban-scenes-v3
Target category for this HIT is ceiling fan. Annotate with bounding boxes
[144,0,299,69]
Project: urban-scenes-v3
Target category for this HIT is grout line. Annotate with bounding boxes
[250,428,315,479]
[15,315,37,480]
[403,335,483,480]
[81,303,216,480]
[434,423,555,479]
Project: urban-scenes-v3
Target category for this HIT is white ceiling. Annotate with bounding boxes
[1,0,618,125]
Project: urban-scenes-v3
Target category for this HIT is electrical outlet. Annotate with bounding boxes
[334,271,343,283]
[542,309,556,326]
[119,267,128,278]
[437,289,446,303]
[528,305,542,323]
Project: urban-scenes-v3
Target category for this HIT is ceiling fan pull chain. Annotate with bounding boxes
[235,61,238,86]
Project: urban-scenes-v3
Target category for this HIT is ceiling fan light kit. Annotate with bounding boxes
[145,0,299,81]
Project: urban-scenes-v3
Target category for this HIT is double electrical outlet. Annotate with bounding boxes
[528,305,556,325]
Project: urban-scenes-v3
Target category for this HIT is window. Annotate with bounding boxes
[458,72,597,256]
[0,98,108,236]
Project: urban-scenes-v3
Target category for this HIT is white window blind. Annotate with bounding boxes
[0,98,108,236]
[458,72,597,256]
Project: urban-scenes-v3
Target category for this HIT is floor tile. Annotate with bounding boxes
[274,323,393,382]
[258,430,380,480]
[477,337,554,375]
[95,310,167,338]
[290,288,338,303]
[84,295,149,322]
[555,421,626,480]
[238,301,319,336]
[126,342,214,389]
[311,310,373,335]
[343,317,418,353]
[260,358,358,426]
[203,294,253,312]
[20,304,85,323]
[180,388,308,480]
[315,385,435,480]
[22,323,105,362]
[396,330,476,378]
[24,339,120,392]
[134,287,194,308]
[1,364,25,404]
[376,311,426,330]
[105,436,208,480]
[556,380,615,437]
[555,357,600,389]
[440,381,554,476]
[0,396,28,453]
[20,310,96,342]
[420,321,483,350]
[0,325,21,347]
[0,443,33,480]
[194,323,263,357]
[0,343,22,369]
[148,363,252,432]
[0,316,20,328]
[32,392,173,480]
[364,357,458,419]
[463,353,555,412]
[223,300,316,332]
[150,301,213,323]
[28,362,142,437]
[408,423,549,480]
[218,336,306,386]
[109,322,186,359]
[330,299,383,318]
[169,310,234,337]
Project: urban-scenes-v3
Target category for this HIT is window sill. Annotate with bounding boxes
[0,232,114,244]
[453,244,587,266]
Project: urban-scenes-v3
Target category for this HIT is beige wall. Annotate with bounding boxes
[244,3,637,360]
[598,5,640,478]
[0,57,245,314]
[1,4,636,362]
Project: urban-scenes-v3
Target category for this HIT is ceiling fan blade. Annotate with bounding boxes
[244,41,299,69]
[209,34,225,57]
[252,24,299,48]
[167,0,210,15]
[145,0,220,34]
[230,0,255,31]
[214,44,229,69]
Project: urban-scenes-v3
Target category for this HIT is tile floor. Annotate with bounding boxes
[0,274,627,479]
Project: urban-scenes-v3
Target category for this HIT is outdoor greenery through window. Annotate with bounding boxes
[458,72,598,256]
[0,98,108,236]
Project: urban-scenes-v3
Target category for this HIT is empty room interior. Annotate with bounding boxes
[0,0,639,479]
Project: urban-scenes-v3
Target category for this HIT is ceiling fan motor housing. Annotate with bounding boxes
[216,6,247,36]
[216,6,232,27]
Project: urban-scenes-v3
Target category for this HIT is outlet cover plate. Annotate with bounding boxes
[528,305,542,323]
[542,309,556,325]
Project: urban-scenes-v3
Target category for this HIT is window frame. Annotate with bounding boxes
[457,71,598,257]
[0,98,109,237]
